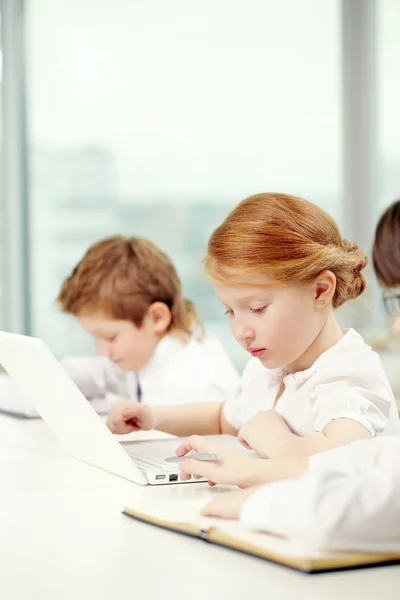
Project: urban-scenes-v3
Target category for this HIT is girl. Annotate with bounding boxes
[108,194,400,473]
[195,199,400,554]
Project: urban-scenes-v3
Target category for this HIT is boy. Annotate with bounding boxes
[58,235,239,407]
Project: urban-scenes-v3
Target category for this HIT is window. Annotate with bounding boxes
[26,0,342,368]
[377,0,400,215]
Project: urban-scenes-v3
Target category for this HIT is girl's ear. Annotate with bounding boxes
[313,270,336,308]
[146,302,172,334]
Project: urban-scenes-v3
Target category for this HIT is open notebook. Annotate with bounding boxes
[122,493,400,574]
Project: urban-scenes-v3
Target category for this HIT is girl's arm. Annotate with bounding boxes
[240,412,371,458]
[151,402,238,437]
[273,417,371,457]
[238,411,372,459]
[106,400,238,437]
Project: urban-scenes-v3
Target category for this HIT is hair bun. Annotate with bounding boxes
[333,239,368,307]
[342,239,368,272]
[342,239,357,252]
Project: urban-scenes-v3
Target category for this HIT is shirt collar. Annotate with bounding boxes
[283,328,363,385]
[137,333,185,382]
[260,328,363,386]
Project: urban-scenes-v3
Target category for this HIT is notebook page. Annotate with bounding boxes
[124,484,238,525]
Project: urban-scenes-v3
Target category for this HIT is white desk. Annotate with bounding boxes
[1,414,400,600]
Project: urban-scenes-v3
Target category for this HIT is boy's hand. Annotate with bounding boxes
[201,488,258,519]
[238,410,292,457]
[175,435,257,487]
[106,399,156,434]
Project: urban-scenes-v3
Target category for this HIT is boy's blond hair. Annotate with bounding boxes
[57,235,203,339]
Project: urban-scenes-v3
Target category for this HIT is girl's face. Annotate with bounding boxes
[214,274,330,373]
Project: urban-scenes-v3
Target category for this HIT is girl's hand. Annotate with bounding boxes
[106,399,156,434]
[175,435,257,487]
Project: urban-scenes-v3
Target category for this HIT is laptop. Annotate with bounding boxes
[0,372,112,418]
[0,331,246,486]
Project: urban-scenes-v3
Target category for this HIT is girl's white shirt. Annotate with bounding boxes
[224,328,400,437]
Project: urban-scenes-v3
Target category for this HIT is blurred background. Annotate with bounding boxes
[0,0,400,377]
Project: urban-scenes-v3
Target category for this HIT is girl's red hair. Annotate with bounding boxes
[205,193,367,309]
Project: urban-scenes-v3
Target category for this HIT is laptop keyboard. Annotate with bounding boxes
[121,435,256,475]
[123,439,180,471]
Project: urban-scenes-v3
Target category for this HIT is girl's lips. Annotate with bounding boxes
[249,348,266,358]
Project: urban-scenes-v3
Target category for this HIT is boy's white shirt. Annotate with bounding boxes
[224,328,400,437]
[240,435,400,553]
[61,329,239,405]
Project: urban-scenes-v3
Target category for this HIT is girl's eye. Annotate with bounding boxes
[105,335,117,342]
[250,306,267,315]
[224,309,234,316]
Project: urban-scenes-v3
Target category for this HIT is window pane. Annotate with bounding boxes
[368,0,400,335]
[27,0,342,368]
[378,0,400,214]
